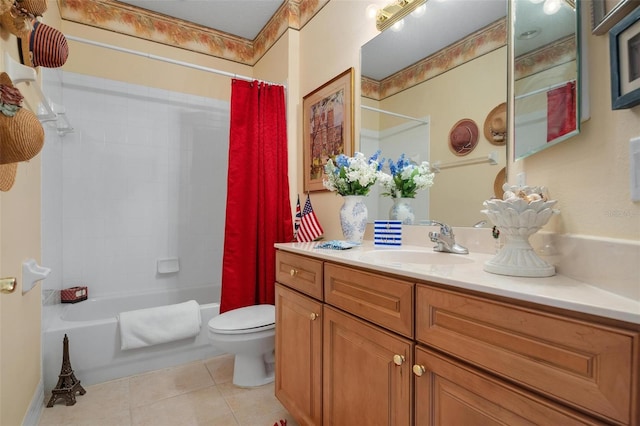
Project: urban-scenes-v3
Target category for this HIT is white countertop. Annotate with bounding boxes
[275,241,640,325]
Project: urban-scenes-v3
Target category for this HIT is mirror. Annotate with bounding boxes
[512,0,580,160]
[360,0,508,227]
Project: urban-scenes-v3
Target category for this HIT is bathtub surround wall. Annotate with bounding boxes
[41,71,229,302]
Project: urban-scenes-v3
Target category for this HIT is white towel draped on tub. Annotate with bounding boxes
[118,300,201,350]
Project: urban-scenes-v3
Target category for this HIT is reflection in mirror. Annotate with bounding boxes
[360,0,508,227]
[513,0,580,160]
[361,109,430,222]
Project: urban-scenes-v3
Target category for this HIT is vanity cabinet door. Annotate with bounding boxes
[413,346,606,426]
[323,306,413,426]
[275,284,323,426]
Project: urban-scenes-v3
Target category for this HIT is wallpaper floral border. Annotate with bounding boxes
[362,18,507,101]
[514,35,576,80]
[58,0,328,65]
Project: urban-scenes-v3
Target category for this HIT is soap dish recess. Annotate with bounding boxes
[157,258,179,274]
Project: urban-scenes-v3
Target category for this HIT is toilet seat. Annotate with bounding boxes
[208,304,275,335]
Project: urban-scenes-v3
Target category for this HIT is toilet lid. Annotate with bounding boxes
[208,304,275,334]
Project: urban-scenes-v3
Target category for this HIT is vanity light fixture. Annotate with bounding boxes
[376,0,427,31]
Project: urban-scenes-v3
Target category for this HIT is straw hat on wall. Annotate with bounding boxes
[483,102,507,145]
[0,0,47,38]
[0,72,45,191]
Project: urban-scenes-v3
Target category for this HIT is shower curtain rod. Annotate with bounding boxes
[65,36,283,86]
[361,105,428,124]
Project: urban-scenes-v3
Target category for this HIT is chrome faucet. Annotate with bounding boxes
[423,220,469,254]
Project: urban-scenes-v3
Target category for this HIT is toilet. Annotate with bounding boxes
[207,304,276,387]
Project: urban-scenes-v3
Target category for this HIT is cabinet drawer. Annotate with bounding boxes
[276,250,323,300]
[416,285,638,425]
[324,263,413,338]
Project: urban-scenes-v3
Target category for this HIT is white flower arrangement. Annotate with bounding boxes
[323,151,382,196]
[379,154,435,198]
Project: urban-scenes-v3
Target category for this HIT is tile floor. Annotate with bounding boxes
[39,354,299,426]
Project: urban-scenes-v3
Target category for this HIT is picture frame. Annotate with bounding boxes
[303,68,354,192]
[609,7,640,110]
[592,0,638,35]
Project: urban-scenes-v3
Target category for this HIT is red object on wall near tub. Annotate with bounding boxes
[61,286,88,303]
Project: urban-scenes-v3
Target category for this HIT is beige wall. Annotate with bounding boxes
[0,35,45,426]
[298,1,378,239]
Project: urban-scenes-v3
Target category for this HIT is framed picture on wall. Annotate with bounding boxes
[609,7,640,110]
[592,0,638,35]
[303,68,354,192]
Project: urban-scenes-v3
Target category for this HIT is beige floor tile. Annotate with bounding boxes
[38,360,297,426]
[129,361,215,408]
[131,385,237,426]
[204,354,234,384]
[234,406,299,426]
[218,382,281,416]
[40,378,131,425]
[39,407,131,426]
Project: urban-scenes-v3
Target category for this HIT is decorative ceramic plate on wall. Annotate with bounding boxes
[448,118,479,156]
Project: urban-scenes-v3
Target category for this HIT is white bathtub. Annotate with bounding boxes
[42,286,223,392]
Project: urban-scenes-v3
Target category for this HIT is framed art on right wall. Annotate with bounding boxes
[592,0,638,35]
[609,6,640,110]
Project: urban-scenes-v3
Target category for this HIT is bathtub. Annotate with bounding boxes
[42,286,223,392]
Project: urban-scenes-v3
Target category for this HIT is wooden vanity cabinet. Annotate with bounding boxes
[415,284,639,425]
[276,249,639,425]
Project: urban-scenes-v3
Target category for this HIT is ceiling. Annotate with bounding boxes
[118,0,286,40]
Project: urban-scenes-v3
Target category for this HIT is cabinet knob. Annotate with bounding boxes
[412,364,426,377]
[310,312,319,321]
[289,269,297,276]
[393,354,405,366]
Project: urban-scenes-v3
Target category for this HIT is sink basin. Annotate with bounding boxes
[359,250,474,265]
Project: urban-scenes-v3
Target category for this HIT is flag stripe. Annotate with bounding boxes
[296,194,323,242]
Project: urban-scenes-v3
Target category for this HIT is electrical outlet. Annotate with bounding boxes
[517,172,526,187]
[631,137,640,202]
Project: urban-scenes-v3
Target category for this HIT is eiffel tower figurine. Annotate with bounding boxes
[47,334,86,407]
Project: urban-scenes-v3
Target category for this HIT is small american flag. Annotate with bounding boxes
[293,195,302,240]
[296,194,324,242]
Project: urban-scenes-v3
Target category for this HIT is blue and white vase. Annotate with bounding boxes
[340,195,368,243]
[389,197,415,225]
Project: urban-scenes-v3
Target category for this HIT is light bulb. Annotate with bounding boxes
[411,4,427,17]
[543,0,561,15]
[391,19,405,32]
[366,4,378,19]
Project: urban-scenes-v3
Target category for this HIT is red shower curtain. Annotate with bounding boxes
[220,80,294,313]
